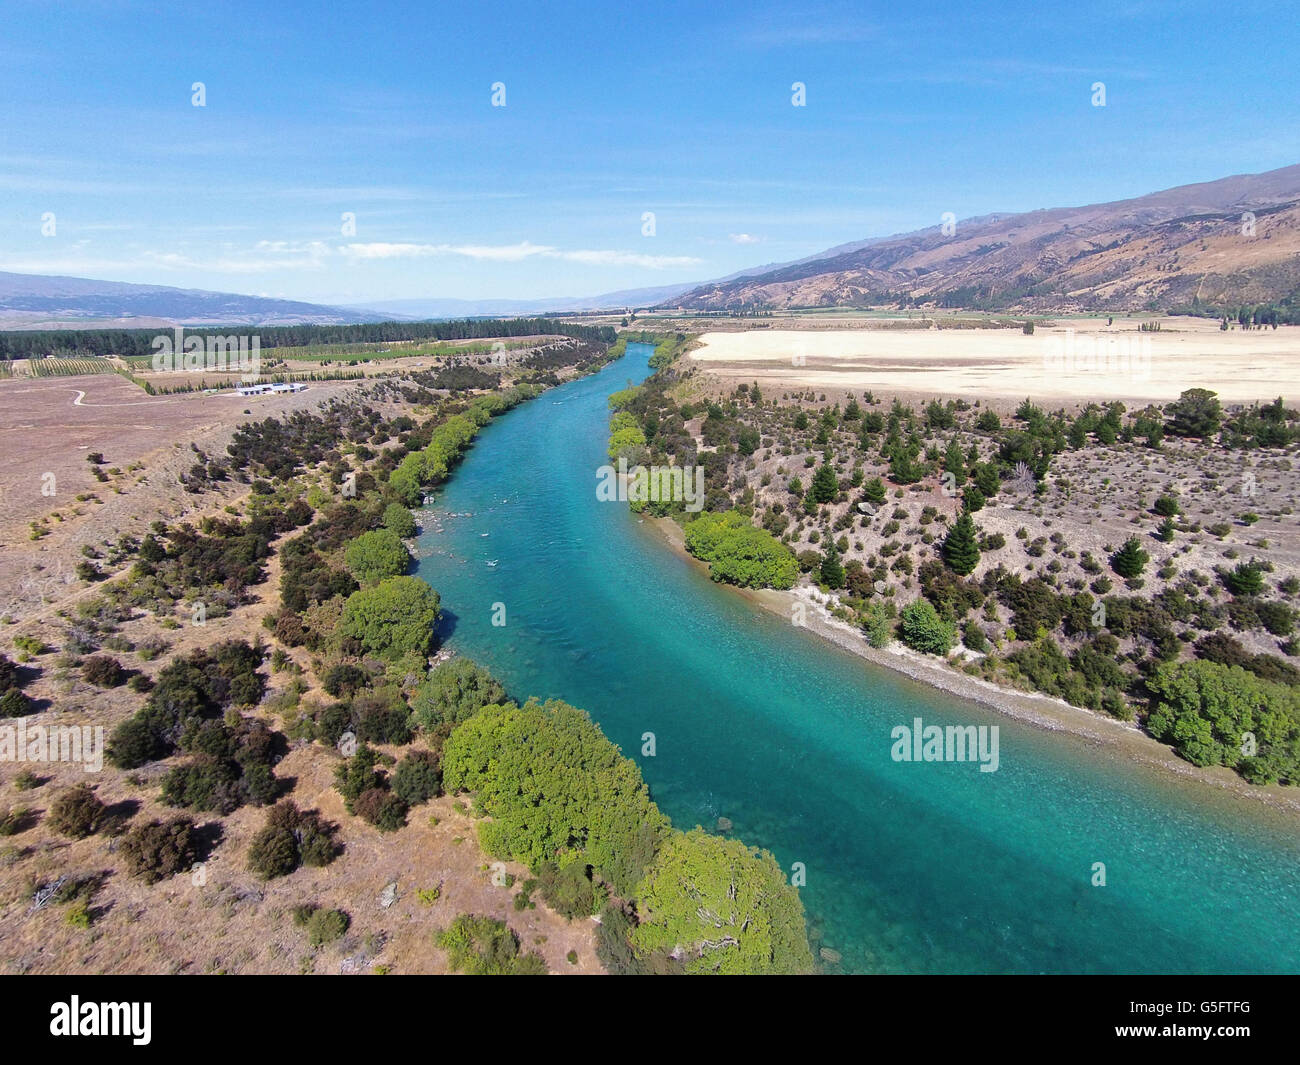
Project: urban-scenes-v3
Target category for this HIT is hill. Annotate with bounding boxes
[668,164,1300,313]
[0,271,375,327]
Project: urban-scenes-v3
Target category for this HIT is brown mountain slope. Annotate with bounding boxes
[671,164,1300,312]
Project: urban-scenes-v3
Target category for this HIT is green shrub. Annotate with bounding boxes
[120,817,200,883]
[344,528,412,586]
[306,908,350,948]
[435,914,545,975]
[353,787,408,832]
[412,657,506,730]
[961,621,989,653]
[391,749,441,805]
[81,652,127,686]
[339,577,440,660]
[683,511,798,590]
[381,503,417,540]
[247,800,340,879]
[899,600,956,655]
[536,860,597,919]
[48,785,105,839]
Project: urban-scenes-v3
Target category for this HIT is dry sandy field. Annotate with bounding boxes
[688,317,1300,408]
[0,359,605,975]
[0,373,366,628]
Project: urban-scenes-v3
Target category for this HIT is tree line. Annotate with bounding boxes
[0,318,616,360]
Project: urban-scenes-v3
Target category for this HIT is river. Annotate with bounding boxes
[415,342,1300,974]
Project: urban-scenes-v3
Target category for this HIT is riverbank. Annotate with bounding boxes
[642,513,1300,818]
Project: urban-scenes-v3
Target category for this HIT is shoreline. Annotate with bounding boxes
[641,512,1300,820]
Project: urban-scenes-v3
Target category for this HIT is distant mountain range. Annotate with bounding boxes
[349,283,702,319]
[0,273,707,328]
[665,164,1300,313]
[4,164,1298,328]
[0,271,376,328]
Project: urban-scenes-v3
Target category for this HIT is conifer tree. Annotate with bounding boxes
[820,544,845,589]
[1110,536,1149,578]
[811,462,839,504]
[941,510,981,576]
[943,438,967,486]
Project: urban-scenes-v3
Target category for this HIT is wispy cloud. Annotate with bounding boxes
[340,241,701,269]
[0,239,703,279]
[740,12,878,47]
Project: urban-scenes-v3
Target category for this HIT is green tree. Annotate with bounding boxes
[888,448,923,485]
[442,698,670,896]
[820,544,845,589]
[861,603,893,648]
[381,502,417,539]
[1146,659,1300,783]
[972,462,1000,497]
[607,425,647,462]
[629,828,813,975]
[1156,516,1176,543]
[810,462,839,504]
[899,599,956,655]
[339,576,440,660]
[1166,388,1222,438]
[1223,560,1264,596]
[941,510,981,576]
[344,528,412,585]
[1110,536,1149,579]
[683,511,799,590]
[862,477,887,506]
[943,438,966,486]
[412,656,507,730]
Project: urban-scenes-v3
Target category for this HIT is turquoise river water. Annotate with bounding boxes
[416,342,1300,974]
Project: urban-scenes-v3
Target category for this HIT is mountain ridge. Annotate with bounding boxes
[664,163,1300,313]
[0,270,374,327]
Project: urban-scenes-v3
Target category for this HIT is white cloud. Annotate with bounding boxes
[340,241,701,269]
[558,249,701,268]
[729,233,762,244]
[0,238,702,280]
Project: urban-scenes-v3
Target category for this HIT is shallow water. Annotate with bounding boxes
[416,343,1300,974]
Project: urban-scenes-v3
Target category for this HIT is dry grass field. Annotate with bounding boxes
[0,343,608,976]
[687,317,1300,408]
[0,373,363,627]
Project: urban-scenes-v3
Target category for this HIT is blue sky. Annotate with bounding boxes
[1,0,1297,304]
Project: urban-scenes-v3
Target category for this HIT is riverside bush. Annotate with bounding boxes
[683,511,798,590]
